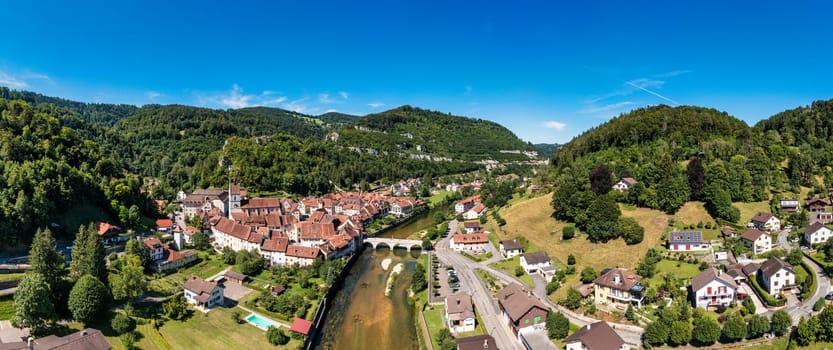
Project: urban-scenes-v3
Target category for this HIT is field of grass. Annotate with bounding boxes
[734,201,771,225]
[426,191,454,206]
[160,307,299,349]
[0,273,25,283]
[423,305,445,350]
[673,202,722,240]
[0,294,14,320]
[490,195,669,301]
[488,256,533,288]
[642,259,702,287]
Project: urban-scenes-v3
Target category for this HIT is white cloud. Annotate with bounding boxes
[0,71,29,88]
[318,93,336,104]
[339,91,349,100]
[196,84,290,109]
[325,109,338,113]
[146,91,161,100]
[222,84,252,108]
[368,102,385,108]
[580,101,635,114]
[283,98,309,113]
[543,121,567,130]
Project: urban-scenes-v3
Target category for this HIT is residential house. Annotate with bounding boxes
[390,199,415,216]
[463,221,481,233]
[667,231,709,251]
[690,268,738,309]
[285,245,321,267]
[805,222,833,246]
[780,199,800,213]
[462,204,488,220]
[455,195,481,214]
[740,228,772,255]
[153,247,198,273]
[445,293,476,333]
[500,239,523,259]
[520,252,552,274]
[95,222,123,244]
[450,233,489,252]
[496,283,549,337]
[156,219,175,234]
[758,257,796,295]
[456,335,498,350]
[810,211,833,226]
[808,198,830,212]
[183,276,224,309]
[564,321,627,350]
[8,328,113,350]
[593,268,645,308]
[611,177,637,192]
[224,270,248,284]
[144,238,166,261]
[721,226,737,238]
[750,212,781,232]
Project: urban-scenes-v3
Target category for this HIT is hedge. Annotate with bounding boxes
[803,251,833,276]
[798,261,817,301]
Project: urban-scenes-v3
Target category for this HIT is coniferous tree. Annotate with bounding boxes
[70,223,106,282]
[28,228,64,287]
[687,157,705,200]
[589,164,613,195]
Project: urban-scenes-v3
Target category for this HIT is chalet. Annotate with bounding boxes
[667,231,709,251]
[593,268,645,308]
[462,204,488,220]
[463,221,481,233]
[758,257,796,295]
[810,211,833,225]
[690,268,738,309]
[455,195,481,214]
[808,198,830,212]
[450,233,489,253]
[456,335,498,350]
[156,219,175,234]
[611,177,637,192]
[500,239,524,259]
[445,293,476,333]
[496,283,549,337]
[740,228,772,255]
[95,222,122,244]
[183,276,224,309]
[564,321,627,350]
[720,226,737,238]
[750,212,780,233]
[520,251,552,274]
[780,199,799,213]
[805,222,833,246]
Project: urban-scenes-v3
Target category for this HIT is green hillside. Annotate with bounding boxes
[336,105,534,162]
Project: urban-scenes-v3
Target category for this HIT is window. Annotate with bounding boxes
[776,273,780,278]
[534,316,541,324]
[525,319,529,325]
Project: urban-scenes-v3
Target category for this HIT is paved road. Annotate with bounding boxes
[435,235,522,350]
[767,229,831,325]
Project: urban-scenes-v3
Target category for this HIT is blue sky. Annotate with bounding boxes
[1,1,832,144]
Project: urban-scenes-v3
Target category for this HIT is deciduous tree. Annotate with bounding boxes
[68,274,109,324]
[12,273,56,336]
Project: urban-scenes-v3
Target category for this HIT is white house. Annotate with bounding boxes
[143,237,166,261]
[463,221,481,233]
[462,204,488,220]
[450,233,489,252]
[455,195,481,214]
[690,268,738,309]
[445,293,476,333]
[667,231,709,251]
[611,177,637,192]
[183,276,224,309]
[740,228,772,255]
[520,252,552,274]
[804,222,833,246]
[751,212,781,233]
[564,321,627,350]
[758,257,796,295]
[500,239,523,259]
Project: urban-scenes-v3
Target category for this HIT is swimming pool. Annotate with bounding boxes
[246,313,280,330]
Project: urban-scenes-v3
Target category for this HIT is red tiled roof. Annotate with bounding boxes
[286,245,320,259]
[451,233,489,244]
[241,198,280,209]
[95,222,121,236]
[261,236,289,252]
[156,219,174,228]
[144,237,163,250]
[289,318,312,335]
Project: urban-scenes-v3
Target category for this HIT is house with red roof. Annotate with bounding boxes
[289,318,312,335]
[156,219,175,233]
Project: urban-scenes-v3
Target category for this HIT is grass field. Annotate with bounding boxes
[673,202,721,239]
[734,201,771,225]
[489,195,669,300]
[426,191,454,206]
[0,294,14,320]
[423,305,445,350]
[0,273,24,283]
[488,256,534,288]
[642,260,702,287]
[159,307,299,349]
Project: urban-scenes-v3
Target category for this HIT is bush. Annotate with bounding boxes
[546,280,560,295]
[120,332,136,350]
[580,267,598,283]
[232,309,243,324]
[567,254,576,265]
[266,326,289,345]
[562,226,575,240]
[813,297,826,312]
[514,266,524,277]
[111,313,135,335]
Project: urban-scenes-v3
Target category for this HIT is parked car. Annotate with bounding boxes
[825,292,833,301]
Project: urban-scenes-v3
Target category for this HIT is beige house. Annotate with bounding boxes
[740,228,772,255]
[593,268,644,309]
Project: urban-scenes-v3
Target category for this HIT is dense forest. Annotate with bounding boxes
[336,105,535,162]
[547,102,833,231]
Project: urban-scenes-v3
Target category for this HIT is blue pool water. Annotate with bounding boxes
[246,313,279,329]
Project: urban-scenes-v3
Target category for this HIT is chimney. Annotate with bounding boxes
[27,336,33,350]
[81,330,88,336]
[483,339,489,348]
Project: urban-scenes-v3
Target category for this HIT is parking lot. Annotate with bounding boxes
[429,255,462,303]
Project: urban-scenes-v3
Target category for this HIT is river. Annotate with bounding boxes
[313,208,437,350]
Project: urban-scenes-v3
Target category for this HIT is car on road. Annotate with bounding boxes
[825,292,833,301]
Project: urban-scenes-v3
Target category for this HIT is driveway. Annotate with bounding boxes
[738,282,767,315]
[223,281,253,301]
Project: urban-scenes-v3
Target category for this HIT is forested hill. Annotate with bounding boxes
[755,98,833,155]
[552,105,751,166]
[0,86,139,126]
[334,105,535,162]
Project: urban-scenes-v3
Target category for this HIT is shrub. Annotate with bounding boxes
[562,226,575,240]
[266,326,289,345]
[111,313,135,335]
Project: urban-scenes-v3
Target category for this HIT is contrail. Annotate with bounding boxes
[625,80,679,105]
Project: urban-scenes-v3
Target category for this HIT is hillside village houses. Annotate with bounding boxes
[611,177,637,192]
[450,232,489,252]
[690,267,738,309]
[180,184,428,268]
[804,222,833,246]
[462,203,488,220]
[463,221,480,233]
[445,292,476,333]
[758,257,796,295]
[500,239,524,259]
[593,268,645,309]
[183,276,225,309]
[750,212,781,233]
[780,198,800,213]
[564,321,627,350]
[455,195,482,214]
[740,228,772,255]
[666,231,710,251]
[496,283,549,337]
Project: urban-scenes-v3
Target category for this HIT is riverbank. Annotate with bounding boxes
[367,205,429,237]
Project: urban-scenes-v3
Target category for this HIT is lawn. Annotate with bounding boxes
[423,305,445,350]
[426,191,454,206]
[159,307,300,350]
[674,202,721,240]
[642,259,703,287]
[0,294,14,320]
[0,273,25,283]
[488,256,534,288]
[734,201,771,225]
